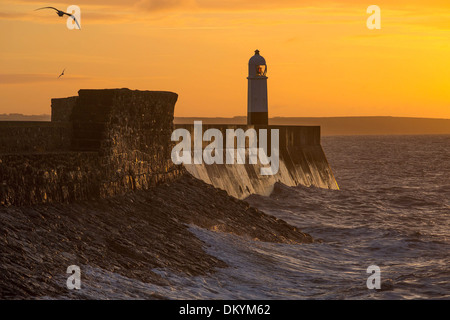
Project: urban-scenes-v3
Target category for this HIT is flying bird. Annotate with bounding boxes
[35,7,81,29]
[57,68,65,79]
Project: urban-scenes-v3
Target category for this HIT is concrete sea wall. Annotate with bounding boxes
[174,124,339,199]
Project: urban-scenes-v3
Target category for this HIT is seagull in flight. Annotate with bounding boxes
[35,7,81,29]
[57,68,65,79]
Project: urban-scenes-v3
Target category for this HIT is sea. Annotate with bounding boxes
[58,135,450,300]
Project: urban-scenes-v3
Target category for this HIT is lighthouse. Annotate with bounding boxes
[247,49,268,125]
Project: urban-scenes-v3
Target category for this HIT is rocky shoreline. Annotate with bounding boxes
[0,173,312,299]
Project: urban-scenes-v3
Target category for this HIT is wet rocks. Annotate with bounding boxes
[0,173,312,299]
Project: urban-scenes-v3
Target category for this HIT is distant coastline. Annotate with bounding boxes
[1,114,449,136]
[0,113,50,121]
[175,116,450,136]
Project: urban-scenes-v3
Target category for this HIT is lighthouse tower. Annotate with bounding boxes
[247,49,268,125]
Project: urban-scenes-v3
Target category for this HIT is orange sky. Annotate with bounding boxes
[0,0,449,118]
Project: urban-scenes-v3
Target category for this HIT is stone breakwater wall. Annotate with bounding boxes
[0,89,182,206]
[174,124,339,199]
[51,96,78,122]
[0,122,72,154]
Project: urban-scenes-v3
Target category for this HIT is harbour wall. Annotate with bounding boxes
[0,89,182,206]
[0,88,338,205]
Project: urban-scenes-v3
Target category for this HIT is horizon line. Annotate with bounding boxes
[1,114,450,121]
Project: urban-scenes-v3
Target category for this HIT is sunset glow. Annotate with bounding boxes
[1,0,449,118]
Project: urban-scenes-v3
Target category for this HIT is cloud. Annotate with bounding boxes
[10,0,450,13]
[2,0,450,29]
[0,73,90,84]
[135,0,195,11]
[0,9,135,24]
[0,12,26,19]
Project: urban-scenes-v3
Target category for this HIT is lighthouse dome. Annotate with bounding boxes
[248,50,266,65]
